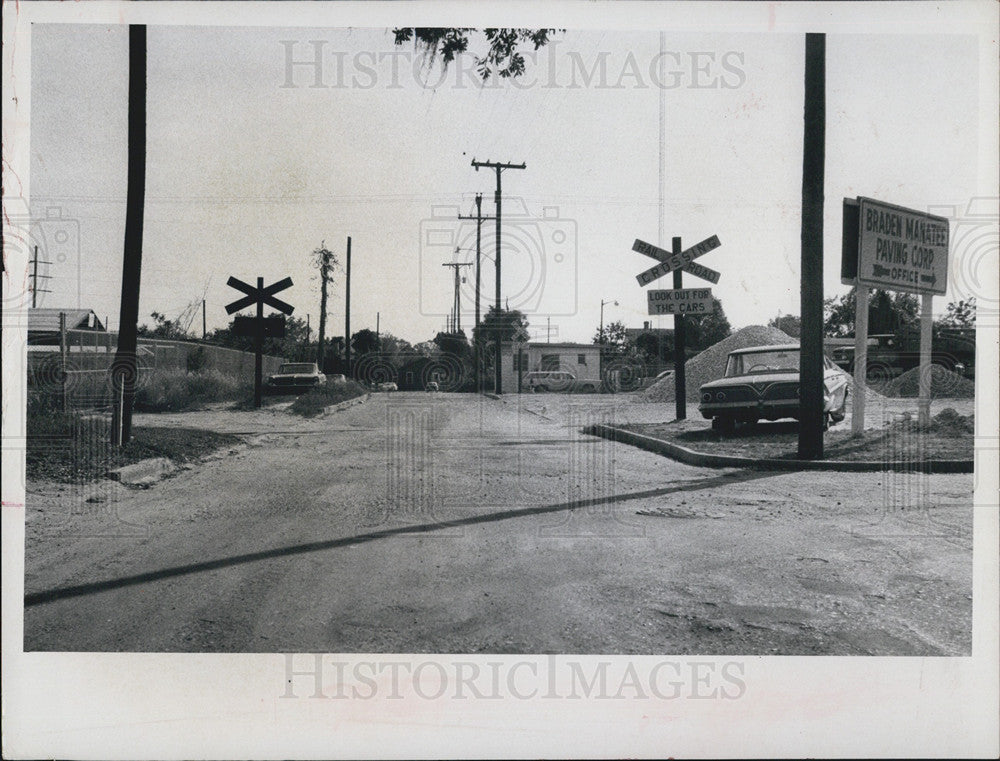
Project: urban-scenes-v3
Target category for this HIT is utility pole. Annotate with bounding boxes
[306,313,310,343]
[29,246,52,308]
[345,236,352,373]
[459,193,495,392]
[798,33,826,459]
[111,24,146,447]
[442,262,473,333]
[202,299,206,340]
[672,238,687,420]
[472,159,525,394]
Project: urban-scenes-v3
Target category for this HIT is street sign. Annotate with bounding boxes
[633,238,722,284]
[647,288,714,316]
[855,197,948,296]
[225,276,295,315]
[233,315,286,338]
[634,235,721,286]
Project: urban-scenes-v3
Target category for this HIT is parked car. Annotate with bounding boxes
[698,344,849,432]
[264,362,326,394]
[377,381,398,392]
[425,381,439,392]
[524,370,600,393]
[831,330,975,380]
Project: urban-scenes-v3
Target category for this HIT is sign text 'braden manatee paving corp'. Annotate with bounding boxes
[857,197,949,296]
[647,287,715,315]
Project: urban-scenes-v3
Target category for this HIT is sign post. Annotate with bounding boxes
[226,275,295,408]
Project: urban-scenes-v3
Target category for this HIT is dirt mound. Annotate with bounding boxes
[639,325,795,403]
[884,364,975,399]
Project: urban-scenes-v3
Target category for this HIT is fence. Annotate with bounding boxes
[27,327,286,411]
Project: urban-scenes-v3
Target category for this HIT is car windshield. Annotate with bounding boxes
[278,363,316,374]
[726,350,800,377]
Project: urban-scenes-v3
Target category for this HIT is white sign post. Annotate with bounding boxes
[851,197,949,431]
[647,288,714,316]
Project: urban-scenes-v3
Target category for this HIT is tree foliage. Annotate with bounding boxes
[137,311,189,340]
[351,328,381,356]
[767,313,802,338]
[685,297,732,351]
[823,287,920,337]
[393,28,560,79]
[938,297,976,329]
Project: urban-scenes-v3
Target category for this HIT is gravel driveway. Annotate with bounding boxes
[24,392,972,654]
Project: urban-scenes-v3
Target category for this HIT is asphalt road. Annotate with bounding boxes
[24,392,973,654]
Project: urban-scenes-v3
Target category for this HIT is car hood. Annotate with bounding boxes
[700,371,798,390]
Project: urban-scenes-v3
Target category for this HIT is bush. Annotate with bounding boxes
[134,369,251,412]
[289,379,368,417]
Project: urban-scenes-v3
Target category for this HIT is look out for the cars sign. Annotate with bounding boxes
[857,197,949,296]
[647,288,714,315]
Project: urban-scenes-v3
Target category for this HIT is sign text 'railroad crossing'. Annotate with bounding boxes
[226,276,295,408]
[634,235,722,286]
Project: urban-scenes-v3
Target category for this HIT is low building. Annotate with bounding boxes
[27,308,106,346]
[499,341,602,393]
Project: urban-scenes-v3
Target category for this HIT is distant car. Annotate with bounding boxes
[425,381,439,392]
[377,381,398,392]
[698,344,848,432]
[524,370,600,393]
[264,362,326,394]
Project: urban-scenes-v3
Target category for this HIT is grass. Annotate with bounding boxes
[134,369,252,412]
[25,403,243,483]
[621,407,974,462]
[289,379,368,417]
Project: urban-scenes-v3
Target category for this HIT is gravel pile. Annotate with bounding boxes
[884,365,976,399]
[639,325,796,403]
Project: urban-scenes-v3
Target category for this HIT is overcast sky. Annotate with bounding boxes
[28,24,984,344]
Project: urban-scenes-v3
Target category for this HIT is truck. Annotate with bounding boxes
[830,327,975,381]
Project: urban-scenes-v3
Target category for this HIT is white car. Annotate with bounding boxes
[377,381,398,392]
[264,362,326,394]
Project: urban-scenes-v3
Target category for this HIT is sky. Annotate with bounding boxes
[26,24,985,345]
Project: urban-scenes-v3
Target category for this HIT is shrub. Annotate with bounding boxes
[289,379,368,417]
[134,369,251,412]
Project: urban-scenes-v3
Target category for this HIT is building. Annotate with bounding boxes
[499,341,602,393]
[27,308,106,346]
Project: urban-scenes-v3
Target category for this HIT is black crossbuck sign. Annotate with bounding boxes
[225,276,295,315]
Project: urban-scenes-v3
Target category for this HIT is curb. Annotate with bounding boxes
[322,393,370,417]
[108,457,178,486]
[583,424,973,474]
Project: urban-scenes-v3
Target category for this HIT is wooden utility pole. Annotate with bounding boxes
[472,159,525,394]
[798,33,826,459]
[442,262,473,333]
[59,312,68,413]
[459,194,496,392]
[202,299,206,340]
[672,238,687,420]
[345,236,352,373]
[111,24,147,447]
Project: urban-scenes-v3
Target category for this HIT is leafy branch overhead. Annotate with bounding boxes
[393,28,560,79]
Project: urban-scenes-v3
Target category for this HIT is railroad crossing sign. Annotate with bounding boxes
[647,287,715,316]
[633,235,721,286]
[225,276,295,315]
[226,275,295,408]
[634,239,721,284]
